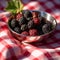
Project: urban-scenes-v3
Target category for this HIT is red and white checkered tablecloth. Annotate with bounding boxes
[0,0,60,60]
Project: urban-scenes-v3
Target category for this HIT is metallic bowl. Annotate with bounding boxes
[7,11,57,43]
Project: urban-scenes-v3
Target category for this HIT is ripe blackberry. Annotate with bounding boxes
[18,16,27,26]
[28,20,35,29]
[21,24,28,31]
[21,31,29,36]
[14,27,21,33]
[22,10,32,19]
[11,19,18,28]
[29,29,38,36]
[42,23,52,33]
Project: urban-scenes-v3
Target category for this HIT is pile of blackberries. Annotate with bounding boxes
[9,10,53,36]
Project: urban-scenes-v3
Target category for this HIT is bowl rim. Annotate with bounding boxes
[7,10,57,37]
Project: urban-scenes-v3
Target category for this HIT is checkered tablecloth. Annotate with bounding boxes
[0,0,60,60]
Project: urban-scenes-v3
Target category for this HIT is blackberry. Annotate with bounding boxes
[28,20,35,29]
[42,23,52,34]
[18,16,27,26]
[11,19,18,28]
[21,24,28,31]
[22,10,32,19]
[14,27,21,33]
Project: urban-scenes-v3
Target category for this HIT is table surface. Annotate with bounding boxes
[0,0,60,60]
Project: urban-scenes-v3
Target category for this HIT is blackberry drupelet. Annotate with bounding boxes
[11,19,18,28]
[14,27,21,33]
[42,23,52,34]
[18,16,27,26]
[21,24,28,31]
[28,20,35,29]
[27,17,33,21]
[22,10,32,20]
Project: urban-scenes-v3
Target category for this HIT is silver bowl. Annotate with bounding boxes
[7,11,57,43]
